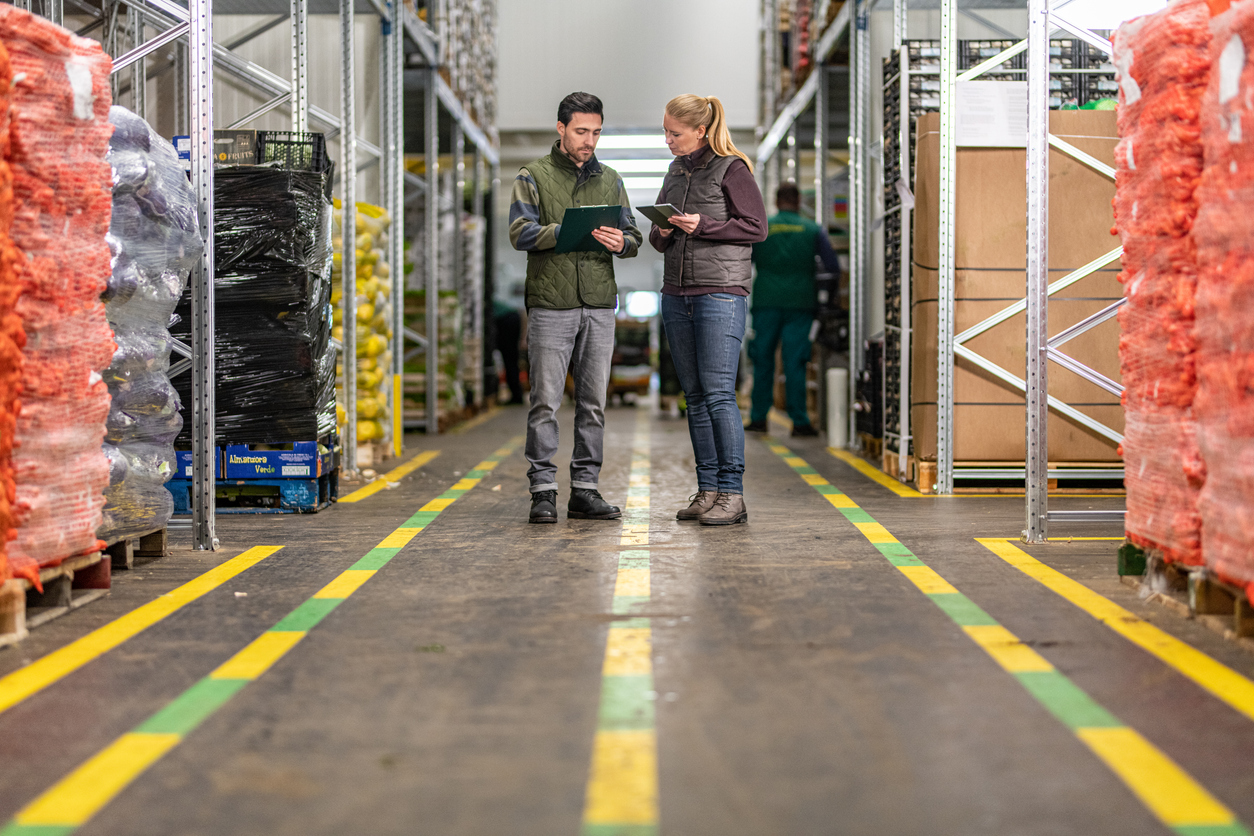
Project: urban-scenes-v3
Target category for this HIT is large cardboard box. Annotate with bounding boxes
[910,111,1123,463]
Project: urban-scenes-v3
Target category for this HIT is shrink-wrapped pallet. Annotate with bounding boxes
[1,7,114,583]
[1112,0,1210,566]
[0,39,22,584]
[1194,0,1254,600]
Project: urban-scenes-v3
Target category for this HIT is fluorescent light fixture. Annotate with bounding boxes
[624,176,666,192]
[625,291,660,318]
[601,159,673,174]
[597,135,668,150]
[1052,0,1167,29]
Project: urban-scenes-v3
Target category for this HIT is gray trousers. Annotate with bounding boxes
[526,306,616,493]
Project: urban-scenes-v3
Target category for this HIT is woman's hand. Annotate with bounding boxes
[591,225,625,253]
[657,227,673,238]
[669,212,701,234]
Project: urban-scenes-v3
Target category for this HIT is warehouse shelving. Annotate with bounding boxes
[32,0,496,550]
[757,0,1127,541]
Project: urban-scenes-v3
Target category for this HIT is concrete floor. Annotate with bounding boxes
[1,402,1252,836]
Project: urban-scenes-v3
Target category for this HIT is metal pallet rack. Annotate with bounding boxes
[33,0,495,549]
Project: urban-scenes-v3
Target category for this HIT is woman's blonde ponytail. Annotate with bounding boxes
[665,94,754,173]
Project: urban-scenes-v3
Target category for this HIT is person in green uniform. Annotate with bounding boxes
[746,182,841,437]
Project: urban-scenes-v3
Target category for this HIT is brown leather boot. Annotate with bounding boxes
[676,490,717,521]
[698,493,748,526]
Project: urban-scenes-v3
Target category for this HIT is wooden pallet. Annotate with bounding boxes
[0,550,110,647]
[104,527,168,571]
[1121,551,1254,650]
[858,433,883,461]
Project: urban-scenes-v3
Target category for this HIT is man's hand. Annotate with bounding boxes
[591,225,626,253]
[669,213,701,234]
[657,227,674,238]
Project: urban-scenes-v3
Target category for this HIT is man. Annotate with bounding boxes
[509,92,642,524]
[746,182,841,437]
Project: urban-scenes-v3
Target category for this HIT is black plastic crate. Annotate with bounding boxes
[257,131,332,174]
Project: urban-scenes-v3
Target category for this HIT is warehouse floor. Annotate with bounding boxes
[2,402,1253,836]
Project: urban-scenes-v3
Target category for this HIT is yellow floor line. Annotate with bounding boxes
[0,545,284,716]
[979,538,1254,724]
[827,447,929,498]
[338,449,441,503]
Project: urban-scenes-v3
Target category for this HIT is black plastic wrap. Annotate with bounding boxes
[100,105,203,543]
[173,165,335,445]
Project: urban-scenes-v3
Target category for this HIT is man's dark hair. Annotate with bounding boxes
[558,92,604,126]
[777,182,801,208]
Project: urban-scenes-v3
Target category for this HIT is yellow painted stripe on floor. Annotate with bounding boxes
[768,444,790,454]
[898,565,960,595]
[629,474,650,487]
[16,732,181,826]
[583,729,658,824]
[614,568,650,598]
[338,449,441,503]
[853,521,898,544]
[474,459,500,471]
[420,497,456,513]
[979,538,1254,724]
[313,570,376,600]
[826,493,859,509]
[801,473,829,486]
[783,456,807,469]
[377,528,422,549]
[210,631,306,681]
[603,627,651,676]
[1077,726,1237,827]
[964,625,1055,673]
[0,545,283,716]
[620,524,649,547]
[625,495,649,509]
[828,447,928,498]
[450,478,480,491]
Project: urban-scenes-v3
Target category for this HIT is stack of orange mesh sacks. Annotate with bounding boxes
[1,6,114,586]
[1194,0,1254,603]
[1112,0,1211,567]
[0,38,22,588]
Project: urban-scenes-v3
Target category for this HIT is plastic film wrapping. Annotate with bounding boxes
[0,38,20,584]
[1193,0,1254,602]
[0,6,114,584]
[172,166,335,445]
[1112,0,1210,566]
[98,106,201,543]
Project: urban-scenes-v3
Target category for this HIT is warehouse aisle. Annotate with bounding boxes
[1,403,1253,836]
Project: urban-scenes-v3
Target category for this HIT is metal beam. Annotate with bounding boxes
[340,0,358,477]
[1025,0,1051,542]
[435,75,498,166]
[425,67,440,435]
[223,13,287,51]
[400,5,438,67]
[225,92,286,129]
[110,21,188,75]
[290,0,307,132]
[937,0,957,494]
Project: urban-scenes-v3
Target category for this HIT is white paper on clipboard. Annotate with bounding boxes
[956,80,1028,148]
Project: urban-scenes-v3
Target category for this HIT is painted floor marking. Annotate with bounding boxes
[767,441,1251,836]
[450,405,501,435]
[979,538,1254,725]
[338,449,441,503]
[0,545,284,718]
[0,438,522,836]
[582,406,657,836]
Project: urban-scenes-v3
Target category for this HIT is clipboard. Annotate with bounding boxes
[554,205,623,254]
[637,203,679,229]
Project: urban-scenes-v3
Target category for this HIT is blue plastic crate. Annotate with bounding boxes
[168,469,337,515]
[223,442,331,479]
[175,449,223,479]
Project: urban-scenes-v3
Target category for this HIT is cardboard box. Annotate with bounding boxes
[223,442,333,479]
[909,111,1123,463]
[212,130,258,166]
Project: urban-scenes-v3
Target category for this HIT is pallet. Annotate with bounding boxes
[104,527,168,571]
[858,433,883,461]
[0,550,110,647]
[882,447,913,483]
[169,469,338,515]
[1120,550,1254,650]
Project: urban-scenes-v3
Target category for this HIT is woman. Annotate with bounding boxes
[649,95,768,525]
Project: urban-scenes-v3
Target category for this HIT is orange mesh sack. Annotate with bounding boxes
[1112,0,1211,566]
[1194,0,1254,602]
[0,38,21,585]
[0,7,114,583]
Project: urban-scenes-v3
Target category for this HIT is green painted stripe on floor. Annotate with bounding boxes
[271,598,342,633]
[618,556,651,570]
[351,547,403,571]
[839,507,875,524]
[1174,824,1254,836]
[0,824,76,836]
[597,675,656,731]
[814,483,840,495]
[613,596,649,615]
[582,824,658,836]
[438,489,467,500]
[405,510,440,527]
[876,543,924,565]
[929,593,999,627]
[1016,671,1123,730]
[627,487,649,497]
[136,677,248,736]
[466,469,488,478]
[620,550,649,560]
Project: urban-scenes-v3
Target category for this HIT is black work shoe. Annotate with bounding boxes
[745,420,768,433]
[791,423,819,438]
[568,488,622,520]
[529,490,558,524]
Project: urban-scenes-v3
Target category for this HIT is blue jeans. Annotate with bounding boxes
[661,292,747,493]
[749,307,815,426]
[526,306,616,493]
